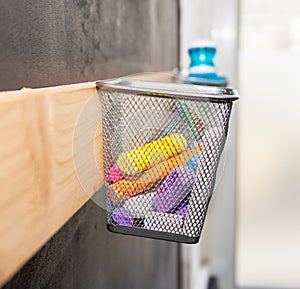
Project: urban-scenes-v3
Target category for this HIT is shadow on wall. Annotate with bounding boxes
[3,200,179,289]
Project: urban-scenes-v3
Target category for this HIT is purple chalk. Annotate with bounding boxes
[174,204,188,220]
[111,207,134,226]
[152,166,196,213]
[171,192,191,220]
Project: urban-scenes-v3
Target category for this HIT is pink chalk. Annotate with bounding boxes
[109,164,125,182]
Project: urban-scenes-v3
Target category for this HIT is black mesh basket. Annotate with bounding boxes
[97,79,238,244]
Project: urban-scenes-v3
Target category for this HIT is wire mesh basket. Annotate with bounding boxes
[97,79,238,244]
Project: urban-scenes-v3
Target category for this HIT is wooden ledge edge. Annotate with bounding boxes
[0,80,104,286]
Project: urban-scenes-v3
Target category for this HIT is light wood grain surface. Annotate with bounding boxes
[0,73,174,286]
[0,82,104,286]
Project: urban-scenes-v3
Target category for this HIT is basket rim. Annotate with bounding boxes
[96,79,239,103]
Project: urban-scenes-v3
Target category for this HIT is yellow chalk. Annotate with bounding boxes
[117,134,187,175]
[110,145,202,203]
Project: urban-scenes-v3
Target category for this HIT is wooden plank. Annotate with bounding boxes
[0,82,104,286]
[0,73,174,286]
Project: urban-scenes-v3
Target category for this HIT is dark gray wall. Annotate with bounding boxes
[0,0,180,288]
[3,200,179,289]
[0,0,179,91]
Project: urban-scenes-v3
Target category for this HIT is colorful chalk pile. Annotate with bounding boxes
[107,133,202,234]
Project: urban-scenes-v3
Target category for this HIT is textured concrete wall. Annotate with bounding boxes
[3,201,179,289]
[0,0,179,288]
[0,0,179,91]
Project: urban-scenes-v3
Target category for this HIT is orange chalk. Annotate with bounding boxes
[110,145,202,203]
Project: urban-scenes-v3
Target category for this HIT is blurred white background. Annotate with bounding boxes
[180,0,300,288]
[237,0,300,287]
